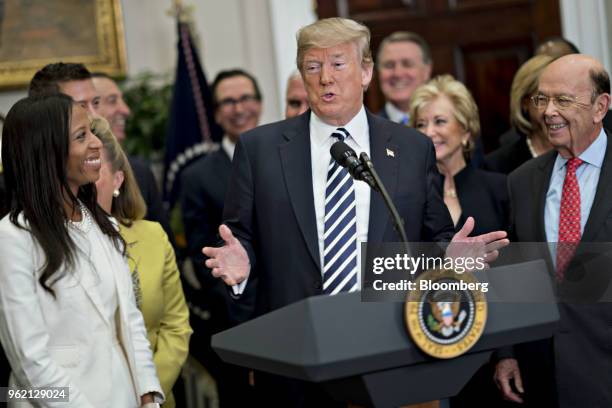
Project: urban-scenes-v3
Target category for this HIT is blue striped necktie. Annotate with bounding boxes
[322,128,358,294]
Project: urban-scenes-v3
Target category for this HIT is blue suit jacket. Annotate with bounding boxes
[222,109,455,319]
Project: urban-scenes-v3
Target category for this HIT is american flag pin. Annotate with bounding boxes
[386,148,395,158]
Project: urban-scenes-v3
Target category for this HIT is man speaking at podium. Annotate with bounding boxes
[204,17,507,407]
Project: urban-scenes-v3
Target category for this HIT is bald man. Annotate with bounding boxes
[284,71,308,118]
[494,55,612,407]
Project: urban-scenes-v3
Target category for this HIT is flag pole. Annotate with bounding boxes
[169,0,186,22]
[174,0,183,14]
[163,0,219,208]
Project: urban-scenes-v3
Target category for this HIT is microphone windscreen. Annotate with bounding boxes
[330,141,356,166]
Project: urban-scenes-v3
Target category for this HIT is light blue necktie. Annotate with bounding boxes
[322,128,358,294]
[400,114,409,126]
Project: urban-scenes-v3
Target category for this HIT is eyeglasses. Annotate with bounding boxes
[530,94,593,110]
[218,94,259,110]
[287,99,307,109]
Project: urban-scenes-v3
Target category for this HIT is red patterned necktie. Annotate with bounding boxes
[556,157,583,281]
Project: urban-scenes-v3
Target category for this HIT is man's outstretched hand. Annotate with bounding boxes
[202,224,250,286]
[447,216,509,265]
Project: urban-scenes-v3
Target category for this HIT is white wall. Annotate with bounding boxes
[560,0,611,73]
[119,0,286,126]
[0,0,298,118]
[269,0,316,115]
[122,0,282,125]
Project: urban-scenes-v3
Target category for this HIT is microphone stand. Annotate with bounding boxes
[359,152,408,244]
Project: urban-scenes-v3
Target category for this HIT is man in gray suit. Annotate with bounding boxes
[494,54,612,407]
[376,31,432,124]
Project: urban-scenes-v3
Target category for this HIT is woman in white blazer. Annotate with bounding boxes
[0,94,164,407]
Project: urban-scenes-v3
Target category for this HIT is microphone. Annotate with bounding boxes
[330,141,377,189]
[331,141,408,243]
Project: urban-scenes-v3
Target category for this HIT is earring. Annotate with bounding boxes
[113,189,120,198]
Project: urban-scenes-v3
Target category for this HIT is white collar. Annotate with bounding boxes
[552,127,607,172]
[385,101,409,124]
[309,105,369,149]
[221,135,236,159]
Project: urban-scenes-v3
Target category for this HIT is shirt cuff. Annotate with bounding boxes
[140,391,165,404]
[153,391,164,404]
[231,278,248,295]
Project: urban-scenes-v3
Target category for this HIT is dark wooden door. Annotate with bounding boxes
[317,0,562,152]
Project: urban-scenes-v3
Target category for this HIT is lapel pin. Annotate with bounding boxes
[386,148,395,158]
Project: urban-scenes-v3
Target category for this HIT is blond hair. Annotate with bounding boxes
[91,117,146,225]
[409,75,480,155]
[296,17,373,71]
[510,55,554,135]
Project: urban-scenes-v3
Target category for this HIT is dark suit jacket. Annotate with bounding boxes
[506,130,612,408]
[180,147,237,339]
[181,148,232,287]
[224,109,455,315]
[484,129,533,175]
[180,148,234,328]
[180,147,255,407]
[452,166,509,235]
[222,109,455,406]
[498,126,522,147]
[128,156,174,246]
[447,167,509,407]
[377,107,391,120]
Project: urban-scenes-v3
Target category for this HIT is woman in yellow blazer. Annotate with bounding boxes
[93,118,192,408]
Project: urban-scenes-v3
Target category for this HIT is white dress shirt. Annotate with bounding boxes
[384,101,410,124]
[310,106,371,285]
[544,128,606,264]
[232,107,372,295]
[221,134,236,159]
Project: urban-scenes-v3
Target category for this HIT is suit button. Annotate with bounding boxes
[314,281,322,290]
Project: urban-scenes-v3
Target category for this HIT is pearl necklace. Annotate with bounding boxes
[526,138,538,158]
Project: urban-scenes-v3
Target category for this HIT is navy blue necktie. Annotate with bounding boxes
[322,128,358,294]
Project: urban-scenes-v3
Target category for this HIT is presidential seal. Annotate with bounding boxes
[405,269,487,359]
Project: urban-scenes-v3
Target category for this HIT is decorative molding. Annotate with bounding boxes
[0,0,127,88]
